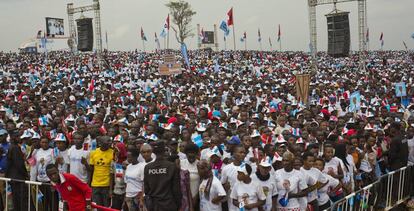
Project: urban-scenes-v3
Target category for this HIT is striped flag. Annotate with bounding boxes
[155,32,160,49]
[227,8,233,26]
[141,27,147,41]
[160,14,169,38]
[199,28,205,42]
[380,32,384,47]
[192,135,203,148]
[240,32,246,42]
[38,116,49,126]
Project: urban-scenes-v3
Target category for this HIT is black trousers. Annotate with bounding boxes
[111,193,125,210]
[319,201,331,210]
[39,183,59,211]
[10,181,35,211]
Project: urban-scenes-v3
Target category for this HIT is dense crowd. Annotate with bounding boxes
[0,49,413,211]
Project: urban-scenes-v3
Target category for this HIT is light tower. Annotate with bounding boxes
[67,0,103,70]
[308,0,367,71]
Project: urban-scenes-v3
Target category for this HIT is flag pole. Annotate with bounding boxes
[105,31,109,51]
[232,8,236,51]
[245,36,247,51]
[142,39,146,52]
[269,37,273,51]
[259,40,262,51]
[167,14,170,50]
[224,37,227,50]
[164,37,166,50]
[279,38,282,52]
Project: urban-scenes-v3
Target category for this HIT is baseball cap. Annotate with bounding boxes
[0,129,7,136]
[259,156,273,167]
[227,136,241,145]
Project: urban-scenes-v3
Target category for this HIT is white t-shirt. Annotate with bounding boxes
[35,148,55,182]
[68,145,90,183]
[297,168,317,210]
[55,149,69,173]
[251,173,278,211]
[199,177,226,211]
[125,163,141,197]
[323,157,345,176]
[317,173,339,205]
[300,167,328,203]
[180,159,200,199]
[274,168,308,209]
[408,138,414,165]
[136,160,152,193]
[230,180,267,211]
[200,148,212,161]
[221,162,241,211]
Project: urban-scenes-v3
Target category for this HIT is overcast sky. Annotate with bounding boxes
[1,0,414,52]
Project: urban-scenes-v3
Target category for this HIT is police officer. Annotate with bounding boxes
[144,139,181,211]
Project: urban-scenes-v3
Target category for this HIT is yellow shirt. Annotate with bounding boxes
[90,148,114,187]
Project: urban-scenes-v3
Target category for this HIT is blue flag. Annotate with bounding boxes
[220,21,230,36]
[181,43,190,69]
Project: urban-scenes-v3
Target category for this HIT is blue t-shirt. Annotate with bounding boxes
[0,143,10,173]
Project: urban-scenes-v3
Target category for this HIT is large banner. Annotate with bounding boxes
[159,54,182,75]
[295,74,310,104]
[46,17,64,37]
[202,31,214,44]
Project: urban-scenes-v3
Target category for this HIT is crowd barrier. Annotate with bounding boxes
[328,164,414,211]
[0,165,412,211]
[0,177,118,211]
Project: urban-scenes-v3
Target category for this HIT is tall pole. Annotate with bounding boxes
[105,31,109,51]
[142,39,146,52]
[214,24,219,51]
[259,41,262,51]
[167,14,170,49]
[232,8,236,51]
[197,24,201,50]
[245,37,247,51]
[279,39,282,52]
[224,37,227,50]
[164,37,166,50]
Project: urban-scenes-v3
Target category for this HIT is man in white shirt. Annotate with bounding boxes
[124,146,140,211]
[197,160,226,211]
[68,133,90,183]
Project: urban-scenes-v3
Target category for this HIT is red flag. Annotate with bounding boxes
[227,8,233,26]
[167,14,170,30]
[89,79,95,92]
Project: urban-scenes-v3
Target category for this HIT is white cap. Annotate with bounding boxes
[259,156,272,167]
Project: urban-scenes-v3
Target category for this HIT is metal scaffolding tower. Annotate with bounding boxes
[67,0,103,70]
[308,0,367,71]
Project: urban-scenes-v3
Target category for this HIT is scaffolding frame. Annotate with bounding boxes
[308,0,367,71]
[67,0,103,70]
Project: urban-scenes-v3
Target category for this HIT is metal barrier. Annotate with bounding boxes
[0,177,56,211]
[328,164,414,211]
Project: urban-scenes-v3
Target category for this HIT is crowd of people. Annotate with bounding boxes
[0,49,413,211]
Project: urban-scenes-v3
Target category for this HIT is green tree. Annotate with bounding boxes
[165,0,196,44]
